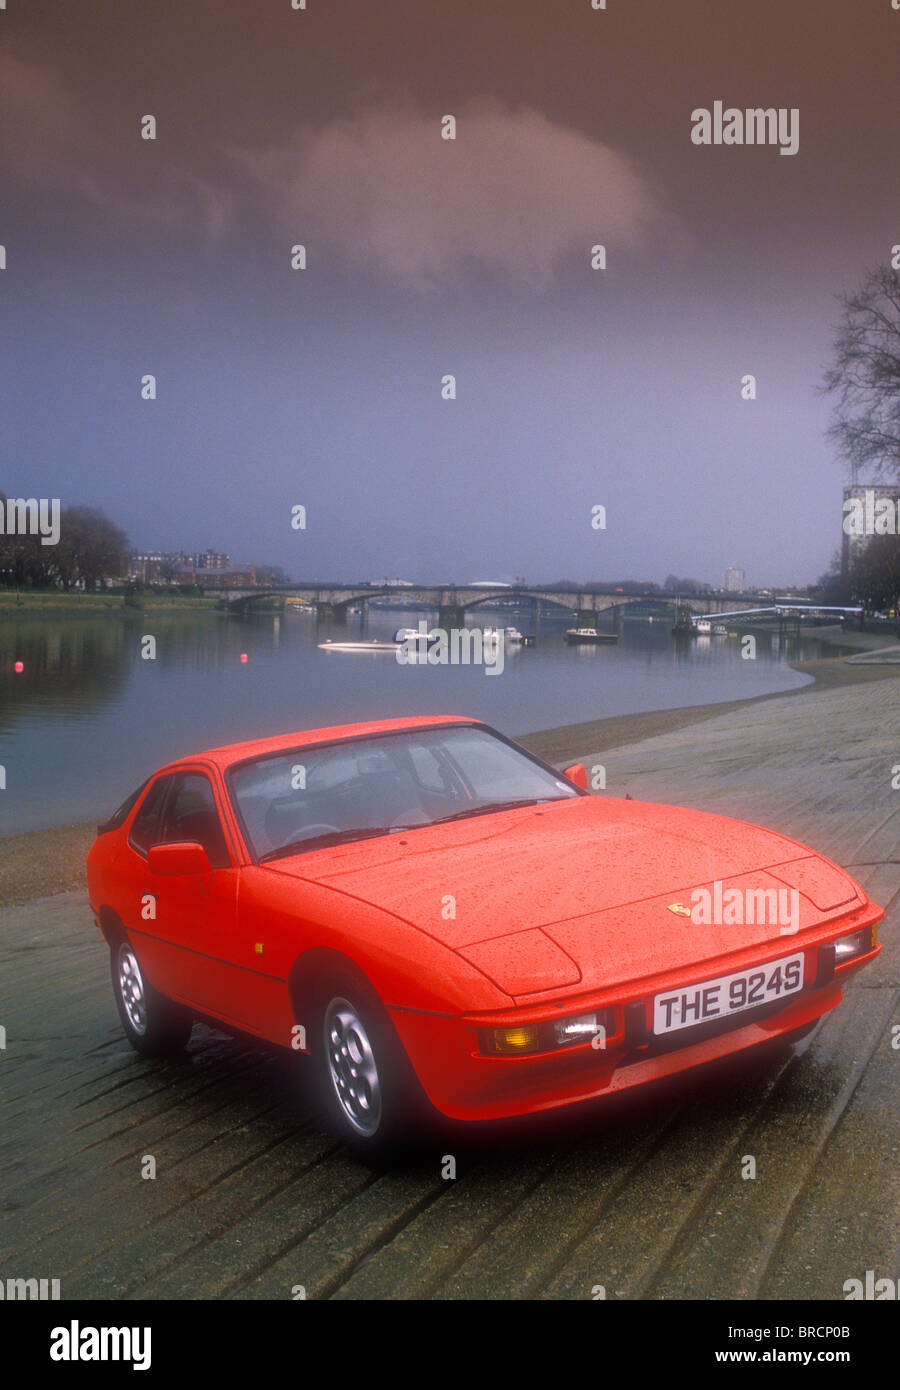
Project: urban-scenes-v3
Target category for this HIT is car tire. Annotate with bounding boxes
[310,971,426,1159]
[111,940,193,1057]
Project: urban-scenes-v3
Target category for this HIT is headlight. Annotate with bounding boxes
[482,1010,611,1056]
[833,927,872,962]
[552,1011,600,1046]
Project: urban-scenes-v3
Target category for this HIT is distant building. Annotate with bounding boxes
[723,566,745,593]
[191,549,231,571]
[129,549,285,589]
[129,550,188,583]
[174,561,256,589]
[841,484,900,576]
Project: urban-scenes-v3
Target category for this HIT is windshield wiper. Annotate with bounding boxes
[259,826,396,862]
[260,798,573,859]
[403,796,569,828]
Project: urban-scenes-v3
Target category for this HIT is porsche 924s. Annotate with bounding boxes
[86,716,882,1154]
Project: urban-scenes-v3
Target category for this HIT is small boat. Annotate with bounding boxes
[504,626,525,643]
[391,626,502,650]
[564,628,618,645]
[317,639,399,652]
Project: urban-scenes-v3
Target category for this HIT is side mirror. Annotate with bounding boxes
[147,841,212,876]
[563,762,588,789]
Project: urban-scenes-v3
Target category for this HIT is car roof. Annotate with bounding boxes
[161,714,480,772]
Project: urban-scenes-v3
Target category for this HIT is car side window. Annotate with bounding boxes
[98,779,148,835]
[159,773,231,869]
[129,776,174,855]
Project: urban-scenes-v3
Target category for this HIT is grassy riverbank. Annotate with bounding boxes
[0,590,222,614]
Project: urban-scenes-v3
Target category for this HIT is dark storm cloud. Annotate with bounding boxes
[0,51,233,233]
[0,51,672,290]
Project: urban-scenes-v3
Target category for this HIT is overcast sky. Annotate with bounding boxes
[2,0,898,587]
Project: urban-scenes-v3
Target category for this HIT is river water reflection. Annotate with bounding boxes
[0,606,846,834]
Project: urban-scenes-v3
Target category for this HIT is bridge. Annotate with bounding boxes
[219,583,777,627]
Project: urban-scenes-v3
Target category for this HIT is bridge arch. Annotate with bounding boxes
[219,585,774,624]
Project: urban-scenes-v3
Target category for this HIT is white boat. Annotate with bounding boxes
[317,639,399,652]
[391,626,503,651]
[564,628,618,645]
[392,626,438,646]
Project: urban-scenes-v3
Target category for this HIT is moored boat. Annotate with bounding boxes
[564,628,618,644]
[317,639,400,652]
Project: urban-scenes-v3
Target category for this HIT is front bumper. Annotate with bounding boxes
[389,915,882,1123]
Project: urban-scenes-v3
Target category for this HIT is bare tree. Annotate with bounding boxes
[851,533,900,615]
[813,551,852,606]
[822,265,900,482]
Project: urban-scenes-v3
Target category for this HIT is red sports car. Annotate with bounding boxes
[86,715,882,1155]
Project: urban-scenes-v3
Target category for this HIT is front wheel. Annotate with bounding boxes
[311,976,426,1158]
[111,941,193,1056]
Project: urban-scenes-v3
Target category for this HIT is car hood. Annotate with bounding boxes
[265,796,862,997]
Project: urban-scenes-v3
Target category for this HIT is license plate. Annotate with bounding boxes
[653,953,804,1035]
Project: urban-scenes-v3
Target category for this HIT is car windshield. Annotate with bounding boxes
[228,724,580,861]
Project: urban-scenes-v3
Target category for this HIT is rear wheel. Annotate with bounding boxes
[111,941,193,1056]
[310,972,427,1158]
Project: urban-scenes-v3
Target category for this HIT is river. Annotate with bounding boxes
[0,605,847,834]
